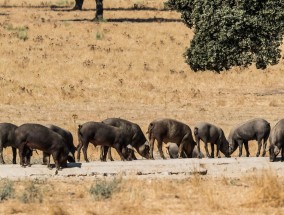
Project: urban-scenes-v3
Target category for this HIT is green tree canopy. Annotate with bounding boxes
[165,0,284,72]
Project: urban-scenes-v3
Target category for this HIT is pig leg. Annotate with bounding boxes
[262,136,269,157]
[195,137,202,159]
[178,141,186,159]
[52,151,61,171]
[256,138,262,157]
[149,138,155,160]
[76,142,83,162]
[130,150,137,160]
[216,141,221,158]
[157,139,166,159]
[25,148,32,167]
[12,147,17,164]
[0,140,4,164]
[210,143,215,158]
[43,152,49,165]
[101,146,108,162]
[238,140,243,157]
[204,140,211,158]
[107,147,114,161]
[47,154,52,169]
[244,141,250,157]
[82,141,90,162]
[122,147,132,161]
[19,143,26,167]
[113,142,126,161]
[100,146,106,161]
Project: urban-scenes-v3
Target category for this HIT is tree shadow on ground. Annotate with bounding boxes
[0,5,170,11]
[0,5,61,8]
[51,6,169,12]
[62,17,181,23]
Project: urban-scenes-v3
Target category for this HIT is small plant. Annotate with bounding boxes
[19,182,43,203]
[17,27,29,41]
[0,179,14,201]
[133,0,146,9]
[56,0,73,7]
[4,24,29,41]
[96,31,104,40]
[89,178,121,200]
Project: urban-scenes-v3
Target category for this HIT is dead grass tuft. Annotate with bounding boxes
[49,205,70,215]
[244,170,284,207]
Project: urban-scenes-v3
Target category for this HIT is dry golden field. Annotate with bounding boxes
[0,0,284,214]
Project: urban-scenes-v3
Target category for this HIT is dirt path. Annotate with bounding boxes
[0,157,283,180]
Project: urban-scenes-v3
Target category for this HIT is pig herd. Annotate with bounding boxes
[0,117,283,171]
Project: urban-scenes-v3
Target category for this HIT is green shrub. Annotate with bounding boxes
[96,31,104,40]
[166,0,284,72]
[20,182,43,204]
[4,24,28,41]
[89,178,121,200]
[0,180,14,201]
[56,0,73,7]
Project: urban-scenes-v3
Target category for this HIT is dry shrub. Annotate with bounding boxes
[244,170,284,207]
[19,181,43,203]
[269,100,279,107]
[204,188,223,211]
[49,205,69,215]
[89,178,122,200]
[0,179,14,201]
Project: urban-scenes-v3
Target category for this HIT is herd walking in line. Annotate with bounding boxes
[0,117,283,171]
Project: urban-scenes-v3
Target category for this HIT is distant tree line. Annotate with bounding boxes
[165,0,284,72]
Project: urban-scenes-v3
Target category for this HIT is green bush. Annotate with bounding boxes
[89,178,121,200]
[20,182,43,204]
[166,0,284,72]
[0,180,14,201]
[4,24,28,41]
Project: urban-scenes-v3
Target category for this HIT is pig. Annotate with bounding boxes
[194,122,230,158]
[269,119,284,162]
[0,123,18,164]
[77,121,132,162]
[147,118,196,159]
[15,123,72,170]
[43,124,76,165]
[165,142,204,158]
[228,118,270,157]
[101,118,150,161]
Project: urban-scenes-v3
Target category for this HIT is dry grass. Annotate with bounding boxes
[244,170,284,208]
[0,0,281,166]
[0,170,283,215]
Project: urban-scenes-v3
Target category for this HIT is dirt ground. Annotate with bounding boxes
[0,0,284,214]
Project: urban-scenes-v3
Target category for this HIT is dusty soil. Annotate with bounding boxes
[0,0,284,214]
[0,157,283,180]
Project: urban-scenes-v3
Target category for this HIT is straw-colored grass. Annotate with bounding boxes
[0,0,283,162]
[0,170,283,215]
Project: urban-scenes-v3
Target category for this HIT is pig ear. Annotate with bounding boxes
[274,146,280,155]
[127,144,134,150]
[127,144,139,154]
[68,151,74,158]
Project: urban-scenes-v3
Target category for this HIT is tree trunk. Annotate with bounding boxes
[95,0,103,20]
